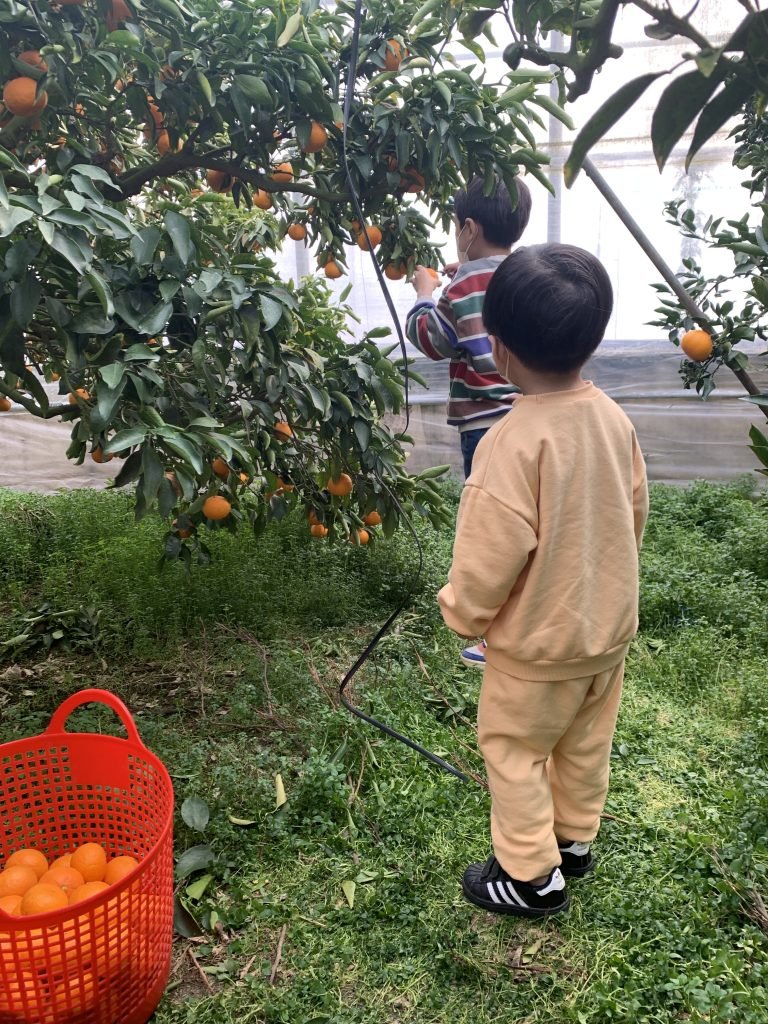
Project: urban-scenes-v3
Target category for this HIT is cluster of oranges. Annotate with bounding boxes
[0,843,139,917]
[0,843,142,1020]
[307,473,381,543]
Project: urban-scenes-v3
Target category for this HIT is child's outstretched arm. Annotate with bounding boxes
[405,265,460,361]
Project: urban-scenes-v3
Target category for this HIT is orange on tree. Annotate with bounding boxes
[20,883,69,916]
[400,167,426,193]
[302,121,328,154]
[287,223,307,241]
[3,77,48,116]
[156,131,181,156]
[105,0,133,31]
[18,51,48,73]
[307,509,322,526]
[68,388,90,403]
[104,855,139,886]
[384,39,403,73]
[202,494,232,520]
[327,472,353,496]
[70,842,107,883]
[172,518,194,538]
[254,189,273,210]
[207,169,233,193]
[350,528,370,545]
[6,849,48,880]
[91,446,113,464]
[270,161,294,183]
[40,866,85,895]
[363,510,381,526]
[276,477,294,491]
[0,866,38,898]
[680,328,713,361]
[211,456,230,479]
[273,420,293,441]
[384,263,406,280]
[324,260,343,279]
[310,523,329,538]
[356,225,382,251]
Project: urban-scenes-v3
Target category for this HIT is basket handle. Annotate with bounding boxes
[45,689,144,746]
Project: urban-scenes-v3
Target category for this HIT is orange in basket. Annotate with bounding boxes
[0,689,174,1024]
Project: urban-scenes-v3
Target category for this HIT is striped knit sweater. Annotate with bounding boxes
[405,255,519,430]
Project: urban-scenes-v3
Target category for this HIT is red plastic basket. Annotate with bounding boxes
[0,689,174,1024]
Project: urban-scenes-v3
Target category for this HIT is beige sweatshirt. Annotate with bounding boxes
[438,381,649,680]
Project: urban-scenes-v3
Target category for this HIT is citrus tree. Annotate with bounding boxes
[0,0,562,562]
[496,0,768,467]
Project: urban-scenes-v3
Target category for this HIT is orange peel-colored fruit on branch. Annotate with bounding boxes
[3,77,48,117]
[680,328,713,362]
[202,495,232,521]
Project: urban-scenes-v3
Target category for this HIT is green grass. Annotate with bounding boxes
[0,479,766,1023]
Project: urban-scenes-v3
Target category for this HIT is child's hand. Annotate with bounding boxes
[442,261,459,279]
[412,265,441,300]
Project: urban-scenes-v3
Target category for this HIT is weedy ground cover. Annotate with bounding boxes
[0,479,766,1024]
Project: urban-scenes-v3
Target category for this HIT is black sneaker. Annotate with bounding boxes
[462,855,569,917]
[558,840,595,877]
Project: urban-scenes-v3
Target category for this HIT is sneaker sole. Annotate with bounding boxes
[461,880,569,918]
[560,858,596,879]
[459,654,486,669]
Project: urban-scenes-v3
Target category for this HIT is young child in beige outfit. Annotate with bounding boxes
[438,244,648,917]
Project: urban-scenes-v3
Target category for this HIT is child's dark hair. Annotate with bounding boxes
[454,176,531,248]
[483,244,613,374]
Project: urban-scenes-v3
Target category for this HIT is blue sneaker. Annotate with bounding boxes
[460,640,486,668]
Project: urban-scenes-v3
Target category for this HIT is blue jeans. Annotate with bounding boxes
[460,428,489,479]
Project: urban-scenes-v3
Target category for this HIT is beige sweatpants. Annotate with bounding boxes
[477,660,625,881]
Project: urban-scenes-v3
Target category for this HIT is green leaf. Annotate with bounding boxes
[651,69,724,171]
[353,418,371,450]
[341,879,356,908]
[564,73,666,187]
[173,895,202,938]
[185,874,212,900]
[136,301,174,337]
[0,207,34,236]
[103,426,148,455]
[175,844,214,880]
[685,75,755,170]
[233,75,272,106]
[96,380,126,427]
[181,795,210,832]
[99,363,126,389]
[131,226,162,266]
[165,210,194,266]
[260,294,283,330]
[10,277,42,328]
[528,93,574,129]
[51,230,90,273]
[162,432,203,474]
[104,29,142,49]
[748,424,768,469]
[86,270,115,318]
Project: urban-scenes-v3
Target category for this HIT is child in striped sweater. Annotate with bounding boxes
[406,175,532,669]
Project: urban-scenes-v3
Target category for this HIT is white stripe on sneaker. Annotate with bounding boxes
[487,882,501,904]
[495,881,516,905]
[504,881,526,906]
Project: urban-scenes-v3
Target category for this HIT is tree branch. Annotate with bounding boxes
[0,381,76,420]
[116,151,355,203]
[630,0,712,48]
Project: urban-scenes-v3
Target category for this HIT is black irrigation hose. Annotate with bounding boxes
[336,0,469,783]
